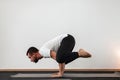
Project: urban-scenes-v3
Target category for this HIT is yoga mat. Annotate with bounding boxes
[11,72,120,78]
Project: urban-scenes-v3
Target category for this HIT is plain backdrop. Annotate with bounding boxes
[0,0,120,69]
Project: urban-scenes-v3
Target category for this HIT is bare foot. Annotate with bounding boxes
[78,49,91,58]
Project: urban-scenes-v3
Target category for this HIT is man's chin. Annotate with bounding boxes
[34,60,38,63]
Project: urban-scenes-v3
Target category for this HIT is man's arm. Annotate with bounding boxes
[50,50,65,77]
[58,63,65,75]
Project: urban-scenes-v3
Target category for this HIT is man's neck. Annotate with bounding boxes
[37,52,43,59]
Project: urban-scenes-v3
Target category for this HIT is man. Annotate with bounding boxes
[26,34,91,77]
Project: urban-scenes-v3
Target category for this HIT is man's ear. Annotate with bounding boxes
[29,53,34,57]
[34,52,38,56]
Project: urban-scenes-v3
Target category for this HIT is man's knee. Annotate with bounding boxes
[56,57,65,63]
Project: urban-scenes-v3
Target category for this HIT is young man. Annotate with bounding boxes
[26,34,91,77]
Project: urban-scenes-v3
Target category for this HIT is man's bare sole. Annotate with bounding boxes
[78,49,92,58]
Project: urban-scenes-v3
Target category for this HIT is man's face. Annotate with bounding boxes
[28,53,39,63]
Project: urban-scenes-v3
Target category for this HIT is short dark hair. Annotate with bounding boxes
[26,47,39,56]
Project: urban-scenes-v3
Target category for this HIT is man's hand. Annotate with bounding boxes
[51,63,65,77]
[51,72,63,77]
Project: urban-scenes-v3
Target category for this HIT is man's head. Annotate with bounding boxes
[26,47,42,63]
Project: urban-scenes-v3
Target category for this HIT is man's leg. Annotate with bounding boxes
[56,34,78,64]
[64,52,79,64]
[56,34,91,64]
[64,49,91,64]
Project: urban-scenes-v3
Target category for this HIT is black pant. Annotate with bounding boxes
[56,34,79,64]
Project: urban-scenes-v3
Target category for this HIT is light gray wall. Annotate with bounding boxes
[0,0,120,69]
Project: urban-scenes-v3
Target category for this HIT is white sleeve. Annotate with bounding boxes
[40,47,51,58]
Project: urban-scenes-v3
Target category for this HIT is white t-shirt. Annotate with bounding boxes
[40,34,68,58]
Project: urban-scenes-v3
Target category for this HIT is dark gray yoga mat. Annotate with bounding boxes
[11,72,120,78]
